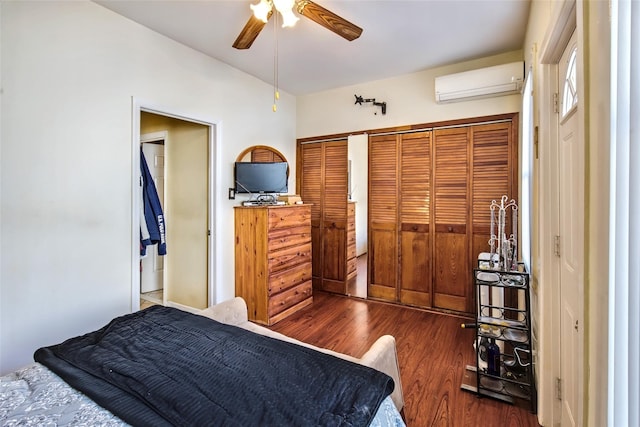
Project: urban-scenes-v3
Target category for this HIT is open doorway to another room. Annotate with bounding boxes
[347,134,369,299]
[140,132,167,309]
[134,108,216,313]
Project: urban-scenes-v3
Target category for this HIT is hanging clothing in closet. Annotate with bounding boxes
[140,149,167,256]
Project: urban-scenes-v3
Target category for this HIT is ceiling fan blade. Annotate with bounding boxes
[232,12,272,49]
[297,1,362,41]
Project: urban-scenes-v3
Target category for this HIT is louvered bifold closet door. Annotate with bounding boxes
[433,127,470,313]
[399,131,432,307]
[299,144,323,289]
[368,134,398,301]
[471,122,515,266]
[321,141,349,293]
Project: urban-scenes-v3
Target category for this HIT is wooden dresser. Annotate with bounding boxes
[346,201,357,289]
[234,204,313,325]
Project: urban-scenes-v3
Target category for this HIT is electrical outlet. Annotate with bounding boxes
[228,188,235,200]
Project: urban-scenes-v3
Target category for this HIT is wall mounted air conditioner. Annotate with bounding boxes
[434,61,524,103]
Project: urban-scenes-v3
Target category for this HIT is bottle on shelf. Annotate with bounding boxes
[487,338,501,376]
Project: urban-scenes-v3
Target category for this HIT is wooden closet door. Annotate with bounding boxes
[471,122,516,266]
[299,144,323,289]
[399,131,432,307]
[433,127,470,312]
[368,134,398,301]
[321,141,348,292]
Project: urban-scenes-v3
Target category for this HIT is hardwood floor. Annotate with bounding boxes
[140,289,162,310]
[269,291,540,427]
[346,253,368,299]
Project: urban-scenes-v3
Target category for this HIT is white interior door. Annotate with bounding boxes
[557,30,583,427]
[141,141,165,293]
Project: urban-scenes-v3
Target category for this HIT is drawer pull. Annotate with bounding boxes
[448,226,453,232]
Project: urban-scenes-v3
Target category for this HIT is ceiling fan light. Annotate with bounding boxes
[279,9,299,27]
[250,0,272,23]
[272,0,299,27]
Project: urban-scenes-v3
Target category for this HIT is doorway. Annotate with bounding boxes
[140,134,167,307]
[131,102,219,313]
[347,133,368,299]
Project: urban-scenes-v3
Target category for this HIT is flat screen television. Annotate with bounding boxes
[234,162,289,194]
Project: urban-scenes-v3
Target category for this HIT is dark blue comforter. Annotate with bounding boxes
[34,305,394,426]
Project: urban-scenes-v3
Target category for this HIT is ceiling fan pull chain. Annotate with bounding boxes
[273,12,280,112]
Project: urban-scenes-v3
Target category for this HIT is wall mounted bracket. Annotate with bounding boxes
[354,94,387,115]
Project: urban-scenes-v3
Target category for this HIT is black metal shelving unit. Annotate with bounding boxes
[472,265,537,413]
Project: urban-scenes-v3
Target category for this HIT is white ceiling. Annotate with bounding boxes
[95,0,531,96]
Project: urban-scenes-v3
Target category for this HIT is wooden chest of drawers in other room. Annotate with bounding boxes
[234,204,313,325]
[346,202,357,289]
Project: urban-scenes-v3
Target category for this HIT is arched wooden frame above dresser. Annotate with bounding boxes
[236,145,288,163]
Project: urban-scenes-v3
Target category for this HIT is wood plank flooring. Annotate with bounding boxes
[269,291,540,427]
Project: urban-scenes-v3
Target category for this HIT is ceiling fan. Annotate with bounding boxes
[233,0,363,50]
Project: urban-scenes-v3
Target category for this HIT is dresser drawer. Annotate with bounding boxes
[268,242,312,273]
[268,206,311,230]
[268,280,312,317]
[347,231,356,246]
[347,242,357,260]
[347,256,357,275]
[268,225,311,251]
[268,262,312,295]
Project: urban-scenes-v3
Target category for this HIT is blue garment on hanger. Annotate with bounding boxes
[140,149,166,256]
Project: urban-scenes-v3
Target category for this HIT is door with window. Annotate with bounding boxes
[558,30,583,427]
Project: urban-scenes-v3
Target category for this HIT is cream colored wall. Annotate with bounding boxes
[297,50,523,138]
[0,0,296,374]
[141,113,209,309]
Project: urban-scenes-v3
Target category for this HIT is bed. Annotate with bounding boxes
[1,297,405,426]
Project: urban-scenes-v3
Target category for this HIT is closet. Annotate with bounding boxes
[296,113,517,314]
[298,139,353,294]
[368,114,518,315]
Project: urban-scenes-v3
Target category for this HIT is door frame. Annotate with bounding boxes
[538,1,581,425]
[131,98,221,312]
